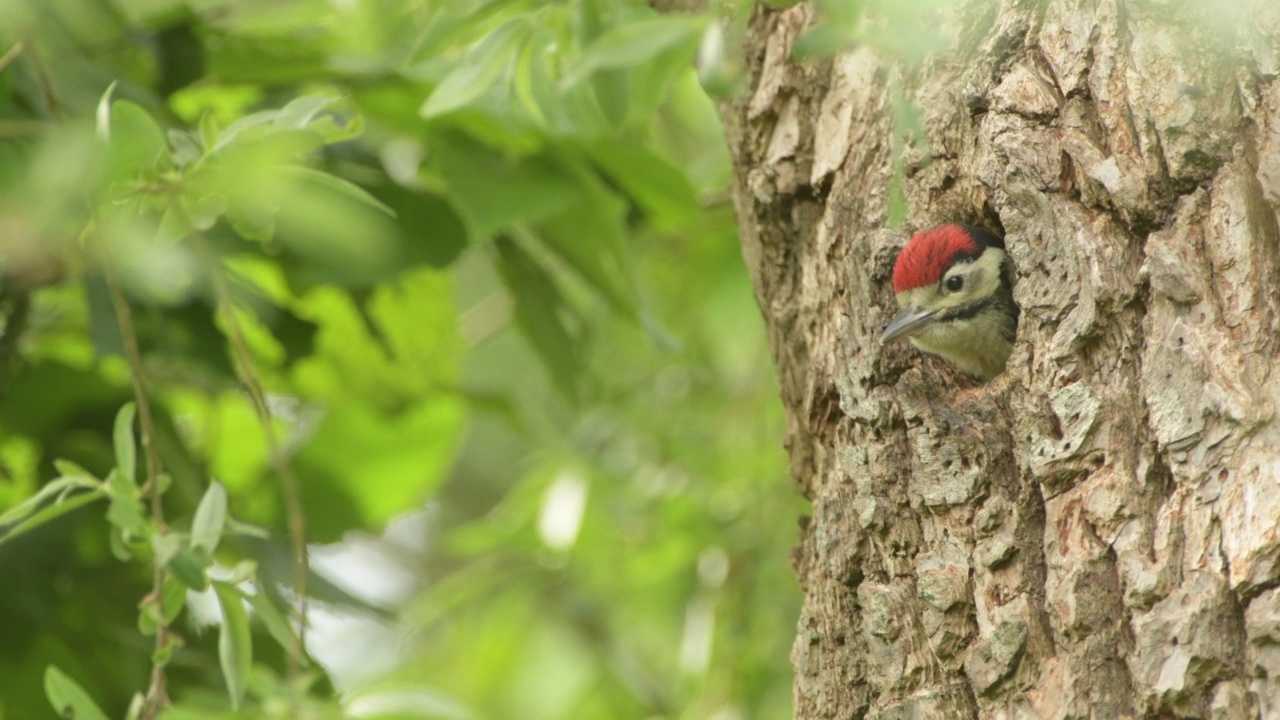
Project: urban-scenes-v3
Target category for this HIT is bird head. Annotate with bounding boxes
[880,224,1018,380]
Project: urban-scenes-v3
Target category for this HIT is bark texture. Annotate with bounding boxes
[723,1,1280,717]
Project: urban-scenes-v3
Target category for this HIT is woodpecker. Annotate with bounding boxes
[879,224,1019,380]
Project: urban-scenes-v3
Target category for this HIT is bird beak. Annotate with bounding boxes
[880,306,938,344]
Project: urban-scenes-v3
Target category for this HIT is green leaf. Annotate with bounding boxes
[152,633,183,666]
[298,114,363,145]
[270,94,337,131]
[138,604,159,636]
[213,580,252,710]
[512,35,548,126]
[44,666,110,720]
[109,530,134,561]
[553,73,613,139]
[589,66,630,130]
[285,166,396,218]
[95,81,118,140]
[421,18,528,119]
[695,22,734,96]
[191,481,228,556]
[432,136,578,242]
[168,129,201,166]
[212,109,281,153]
[493,237,582,400]
[293,398,462,540]
[585,142,699,230]
[0,472,99,527]
[167,550,210,591]
[162,575,188,624]
[152,532,182,567]
[535,168,640,320]
[50,459,97,483]
[0,489,105,548]
[106,494,147,536]
[561,16,703,89]
[225,517,272,540]
[199,111,219,152]
[113,402,137,486]
[137,574,187,636]
[223,191,277,242]
[105,101,170,182]
[370,183,468,268]
[624,38,699,127]
[245,587,296,654]
[526,24,613,137]
[125,693,144,720]
[273,166,402,287]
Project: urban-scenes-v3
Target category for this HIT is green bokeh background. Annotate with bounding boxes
[0,0,802,718]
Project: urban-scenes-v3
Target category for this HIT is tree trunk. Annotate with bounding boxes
[723,1,1280,717]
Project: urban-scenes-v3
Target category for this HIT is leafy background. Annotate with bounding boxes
[0,0,802,718]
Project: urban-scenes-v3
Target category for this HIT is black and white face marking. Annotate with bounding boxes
[934,251,1003,313]
[880,247,1007,344]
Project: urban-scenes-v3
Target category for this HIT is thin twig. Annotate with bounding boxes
[0,40,24,74]
[30,35,174,714]
[188,224,310,677]
[96,231,172,717]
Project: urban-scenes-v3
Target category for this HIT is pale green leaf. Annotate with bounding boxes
[191,481,228,556]
[168,129,201,166]
[0,473,99,527]
[167,550,210,590]
[105,101,170,181]
[286,166,396,218]
[245,587,297,655]
[271,94,337,131]
[112,402,137,485]
[0,490,105,548]
[106,494,147,536]
[512,36,547,126]
[95,81,118,140]
[561,16,703,89]
[44,666,110,720]
[421,18,527,119]
[199,111,219,152]
[213,580,253,709]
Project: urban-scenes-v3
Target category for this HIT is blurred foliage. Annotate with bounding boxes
[792,0,961,226]
[0,0,799,719]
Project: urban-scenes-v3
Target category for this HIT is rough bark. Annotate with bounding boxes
[723,1,1280,718]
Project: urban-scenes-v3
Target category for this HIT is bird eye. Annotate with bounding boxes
[946,275,964,292]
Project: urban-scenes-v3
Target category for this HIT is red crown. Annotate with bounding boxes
[891,225,983,293]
